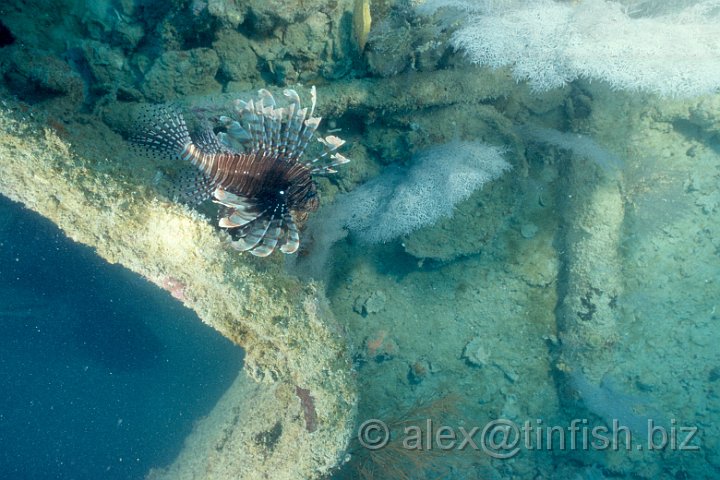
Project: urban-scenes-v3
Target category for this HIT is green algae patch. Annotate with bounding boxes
[0,105,356,480]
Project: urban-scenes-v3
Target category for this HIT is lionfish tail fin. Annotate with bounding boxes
[166,167,215,205]
[134,107,221,203]
[132,106,193,160]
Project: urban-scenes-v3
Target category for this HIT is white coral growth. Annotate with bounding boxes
[344,140,510,243]
[291,140,509,278]
[420,0,720,97]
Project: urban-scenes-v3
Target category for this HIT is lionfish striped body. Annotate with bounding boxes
[135,87,349,257]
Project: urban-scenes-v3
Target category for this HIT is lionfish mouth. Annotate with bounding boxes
[134,87,349,257]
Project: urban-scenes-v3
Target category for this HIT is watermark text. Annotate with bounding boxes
[357,418,699,459]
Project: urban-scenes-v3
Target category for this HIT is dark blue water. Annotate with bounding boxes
[0,196,244,480]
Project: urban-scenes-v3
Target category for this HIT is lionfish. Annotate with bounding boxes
[135,87,349,257]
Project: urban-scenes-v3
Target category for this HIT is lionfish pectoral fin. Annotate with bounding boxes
[219,217,240,228]
[228,211,292,257]
[212,187,256,209]
[249,218,284,257]
[226,209,264,226]
[279,215,300,254]
[217,197,264,228]
[230,216,273,252]
[230,238,256,252]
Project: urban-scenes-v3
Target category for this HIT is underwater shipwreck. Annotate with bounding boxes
[0,0,719,479]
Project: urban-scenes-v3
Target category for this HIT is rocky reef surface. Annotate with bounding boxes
[0,0,719,479]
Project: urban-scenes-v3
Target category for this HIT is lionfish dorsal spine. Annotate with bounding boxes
[286,108,307,158]
[297,117,321,159]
